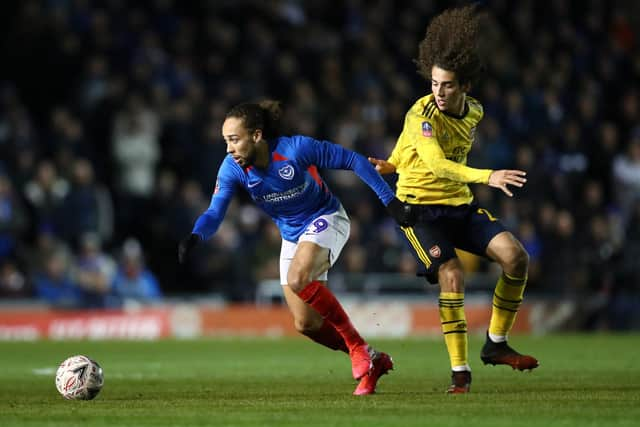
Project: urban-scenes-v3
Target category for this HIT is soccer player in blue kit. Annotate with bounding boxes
[179,100,408,395]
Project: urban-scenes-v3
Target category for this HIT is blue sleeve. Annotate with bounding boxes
[296,136,395,206]
[192,158,238,240]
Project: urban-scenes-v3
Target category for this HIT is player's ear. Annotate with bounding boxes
[253,129,262,143]
[461,81,471,93]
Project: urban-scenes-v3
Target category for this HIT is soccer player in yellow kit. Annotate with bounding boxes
[369,5,539,393]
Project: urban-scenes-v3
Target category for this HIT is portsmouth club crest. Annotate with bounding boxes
[278,165,295,180]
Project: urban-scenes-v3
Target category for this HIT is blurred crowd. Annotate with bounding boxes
[0,0,639,328]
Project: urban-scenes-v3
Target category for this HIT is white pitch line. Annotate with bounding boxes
[32,367,56,375]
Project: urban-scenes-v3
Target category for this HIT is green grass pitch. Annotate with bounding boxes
[1,334,639,427]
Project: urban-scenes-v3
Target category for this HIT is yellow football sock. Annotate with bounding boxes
[439,292,468,369]
[488,272,527,338]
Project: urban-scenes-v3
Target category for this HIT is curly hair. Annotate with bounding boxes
[226,100,283,140]
[415,4,487,86]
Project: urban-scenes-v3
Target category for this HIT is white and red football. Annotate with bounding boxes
[55,355,104,400]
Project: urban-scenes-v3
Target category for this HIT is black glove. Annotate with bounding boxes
[178,233,202,264]
[386,197,416,227]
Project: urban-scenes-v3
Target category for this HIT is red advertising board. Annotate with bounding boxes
[0,309,171,340]
[0,301,531,340]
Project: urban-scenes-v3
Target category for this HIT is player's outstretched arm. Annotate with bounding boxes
[488,169,527,197]
[368,157,396,175]
[178,160,239,265]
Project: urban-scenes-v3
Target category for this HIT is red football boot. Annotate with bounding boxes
[480,333,539,371]
[447,370,471,394]
[350,344,373,380]
[353,349,393,395]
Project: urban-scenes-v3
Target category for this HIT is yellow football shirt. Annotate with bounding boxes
[388,93,492,206]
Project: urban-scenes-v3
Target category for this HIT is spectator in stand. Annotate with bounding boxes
[71,232,116,308]
[161,97,201,174]
[0,173,29,259]
[251,220,282,284]
[33,249,82,308]
[194,219,248,299]
[49,107,94,162]
[112,93,161,237]
[23,159,69,235]
[541,209,582,297]
[614,200,640,329]
[191,101,229,193]
[613,136,640,224]
[111,238,162,306]
[587,122,620,204]
[57,158,114,244]
[144,169,181,292]
[0,259,30,299]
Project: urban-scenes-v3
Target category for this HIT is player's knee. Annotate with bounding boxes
[502,244,529,274]
[286,269,312,293]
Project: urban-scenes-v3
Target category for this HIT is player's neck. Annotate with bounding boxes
[453,94,466,116]
[253,139,270,169]
[439,94,468,119]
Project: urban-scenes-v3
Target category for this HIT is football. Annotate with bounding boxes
[55,355,104,400]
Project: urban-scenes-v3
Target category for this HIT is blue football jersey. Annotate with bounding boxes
[192,135,394,242]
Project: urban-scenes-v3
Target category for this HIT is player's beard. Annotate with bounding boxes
[239,147,257,168]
